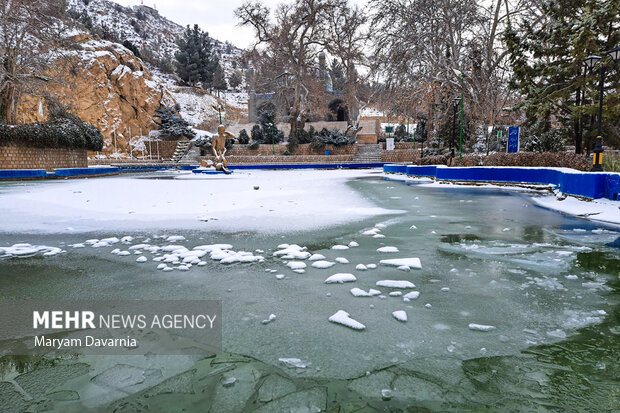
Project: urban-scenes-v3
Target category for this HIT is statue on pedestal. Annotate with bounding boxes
[202,125,235,174]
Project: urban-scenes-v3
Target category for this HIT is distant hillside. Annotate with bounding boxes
[67,0,244,77]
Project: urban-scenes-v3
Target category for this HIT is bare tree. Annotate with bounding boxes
[236,0,338,133]
[0,0,69,124]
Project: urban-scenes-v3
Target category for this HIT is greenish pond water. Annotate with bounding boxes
[0,175,618,412]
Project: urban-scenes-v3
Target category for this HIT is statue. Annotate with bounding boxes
[202,125,235,174]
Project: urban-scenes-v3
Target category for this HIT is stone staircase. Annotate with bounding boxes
[353,144,382,163]
[171,141,191,163]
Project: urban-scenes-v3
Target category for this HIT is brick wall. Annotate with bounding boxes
[0,144,87,171]
[144,140,186,160]
[200,154,355,165]
[197,143,358,157]
[381,149,421,163]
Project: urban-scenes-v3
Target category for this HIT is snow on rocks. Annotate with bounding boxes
[392,311,407,322]
[331,244,349,250]
[220,251,264,264]
[0,244,64,259]
[379,258,422,269]
[166,235,186,242]
[335,257,349,264]
[308,253,326,261]
[366,264,377,269]
[325,273,357,284]
[312,260,336,269]
[287,261,307,270]
[275,274,285,280]
[328,310,366,330]
[362,228,381,236]
[348,241,359,247]
[136,256,148,263]
[376,280,415,289]
[397,266,411,271]
[121,236,134,244]
[373,234,386,239]
[468,323,496,332]
[355,264,367,271]
[350,288,381,297]
[377,246,399,253]
[389,291,403,297]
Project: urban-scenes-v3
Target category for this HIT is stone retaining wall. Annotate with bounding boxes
[0,144,87,171]
[200,154,355,165]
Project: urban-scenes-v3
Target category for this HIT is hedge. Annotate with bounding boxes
[416,152,589,171]
[0,118,104,151]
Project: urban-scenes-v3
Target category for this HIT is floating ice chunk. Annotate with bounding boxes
[0,244,65,259]
[376,280,415,289]
[375,223,387,228]
[121,236,133,244]
[176,265,190,271]
[348,241,359,247]
[572,228,587,232]
[308,254,326,261]
[392,311,407,322]
[582,281,605,290]
[287,261,307,270]
[117,251,130,256]
[162,267,174,272]
[425,303,432,308]
[377,246,399,253]
[261,314,276,324]
[136,256,147,263]
[409,225,417,230]
[275,274,285,280]
[381,389,392,401]
[502,228,511,232]
[293,269,305,274]
[220,251,264,264]
[534,277,565,291]
[91,241,110,248]
[312,260,335,269]
[274,245,310,259]
[279,358,307,369]
[331,245,349,250]
[160,245,187,252]
[157,263,167,270]
[328,310,365,330]
[379,258,422,269]
[355,264,367,271]
[222,377,236,387]
[468,323,496,332]
[111,248,121,255]
[100,237,120,244]
[325,273,357,284]
[277,243,290,249]
[70,243,85,248]
[367,264,377,269]
[441,287,450,292]
[335,257,349,264]
[84,239,99,245]
[403,291,420,300]
[389,291,402,297]
[129,244,150,250]
[450,268,458,273]
[373,234,386,239]
[350,288,372,297]
[363,229,380,236]
[397,266,410,271]
[194,244,233,252]
[565,274,578,280]
[546,329,566,338]
[166,235,186,242]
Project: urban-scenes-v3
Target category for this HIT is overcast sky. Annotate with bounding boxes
[112,0,367,49]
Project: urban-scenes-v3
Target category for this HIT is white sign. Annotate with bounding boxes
[386,138,395,151]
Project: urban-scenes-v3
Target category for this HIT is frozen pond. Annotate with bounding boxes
[1,169,618,412]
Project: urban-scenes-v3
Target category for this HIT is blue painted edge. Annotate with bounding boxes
[192,169,230,175]
[227,163,386,170]
[54,167,120,177]
[383,164,620,200]
[0,169,47,179]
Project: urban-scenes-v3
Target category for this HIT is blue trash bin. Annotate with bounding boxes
[325,150,330,155]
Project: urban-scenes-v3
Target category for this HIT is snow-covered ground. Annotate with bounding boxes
[0,169,400,233]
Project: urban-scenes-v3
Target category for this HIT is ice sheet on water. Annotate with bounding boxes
[328,310,366,330]
[350,288,381,297]
[278,358,308,369]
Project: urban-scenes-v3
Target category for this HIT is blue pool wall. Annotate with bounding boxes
[384,164,620,200]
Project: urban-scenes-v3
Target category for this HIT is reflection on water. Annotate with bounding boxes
[0,174,618,412]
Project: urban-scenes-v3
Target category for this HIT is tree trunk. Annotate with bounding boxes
[574,87,582,154]
[0,84,19,124]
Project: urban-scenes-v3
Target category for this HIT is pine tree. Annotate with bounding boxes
[505,0,619,153]
[174,24,219,88]
[153,107,195,140]
[211,64,228,95]
[228,72,242,90]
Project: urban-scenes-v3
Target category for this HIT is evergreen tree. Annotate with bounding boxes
[153,107,195,140]
[505,0,619,153]
[228,72,242,89]
[174,24,219,88]
[329,59,345,92]
[122,40,142,59]
[211,64,228,95]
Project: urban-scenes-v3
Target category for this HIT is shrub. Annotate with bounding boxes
[251,124,263,142]
[316,128,355,146]
[237,129,250,144]
[248,141,260,150]
[283,149,290,155]
[287,133,299,154]
[153,107,195,140]
[413,152,589,170]
[309,137,325,152]
[0,105,103,151]
[290,128,311,145]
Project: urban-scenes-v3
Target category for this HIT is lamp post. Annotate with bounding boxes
[584,46,620,172]
[451,97,460,163]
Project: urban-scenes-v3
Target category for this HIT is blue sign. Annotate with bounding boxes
[507,126,520,153]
